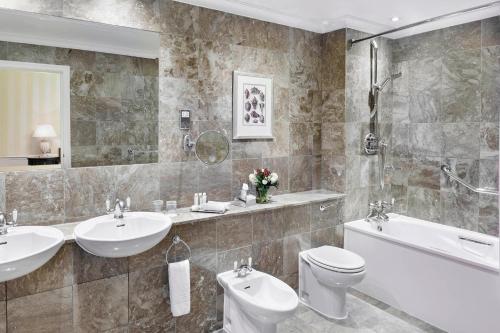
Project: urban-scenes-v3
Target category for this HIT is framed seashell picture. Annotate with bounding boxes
[232,71,273,139]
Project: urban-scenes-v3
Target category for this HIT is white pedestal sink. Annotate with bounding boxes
[74,212,172,258]
[0,226,65,282]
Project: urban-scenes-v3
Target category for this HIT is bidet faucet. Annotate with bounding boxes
[234,258,253,277]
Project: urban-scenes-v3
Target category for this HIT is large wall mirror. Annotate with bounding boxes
[0,9,160,170]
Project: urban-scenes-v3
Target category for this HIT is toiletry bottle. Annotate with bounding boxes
[202,193,207,205]
[240,183,248,201]
[194,193,199,209]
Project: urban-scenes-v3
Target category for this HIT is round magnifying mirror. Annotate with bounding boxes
[194,130,230,165]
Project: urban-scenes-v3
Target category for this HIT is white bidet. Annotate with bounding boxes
[217,269,298,333]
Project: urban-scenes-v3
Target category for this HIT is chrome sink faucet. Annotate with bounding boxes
[106,197,131,219]
[0,209,18,235]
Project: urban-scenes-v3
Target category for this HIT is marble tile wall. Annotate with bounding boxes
[389,17,500,236]
[157,1,323,202]
[2,164,160,225]
[319,29,347,198]
[0,41,159,167]
[0,0,324,207]
[0,198,344,332]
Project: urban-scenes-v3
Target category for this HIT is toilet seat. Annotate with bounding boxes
[307,246,365,273]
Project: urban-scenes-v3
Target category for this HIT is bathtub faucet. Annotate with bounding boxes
[366,199,394,223]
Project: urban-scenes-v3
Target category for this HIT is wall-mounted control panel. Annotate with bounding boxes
[180,110,191,130]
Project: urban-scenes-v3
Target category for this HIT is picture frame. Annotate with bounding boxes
[232,71,273,139]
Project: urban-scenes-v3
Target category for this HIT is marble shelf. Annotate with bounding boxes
[52,190,345,243]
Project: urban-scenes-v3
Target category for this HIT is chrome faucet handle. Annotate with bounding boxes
[106,198,114,214]
[124,197,131,212]
[0,212,7,235]
[366,207,379,221]
[380,201,391,209]
[6,209,18,227]
[381,198,395,210]
[236,264,253,277]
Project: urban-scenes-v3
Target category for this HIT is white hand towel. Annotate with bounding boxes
[168,259,191,317]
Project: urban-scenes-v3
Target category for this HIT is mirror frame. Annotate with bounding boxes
[0,60,71,168]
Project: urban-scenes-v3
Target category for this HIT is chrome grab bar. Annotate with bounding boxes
[441,165,499,196]
[319,202,337,211]
[458,235,493,247]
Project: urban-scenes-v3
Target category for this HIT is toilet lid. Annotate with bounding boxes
[307,246,365,271]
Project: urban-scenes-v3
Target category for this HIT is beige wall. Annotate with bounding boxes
[0,69,60,156]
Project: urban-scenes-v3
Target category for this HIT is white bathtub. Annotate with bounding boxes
[344,213,500,333]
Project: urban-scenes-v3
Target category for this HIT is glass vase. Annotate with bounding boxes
[256,187,270,204]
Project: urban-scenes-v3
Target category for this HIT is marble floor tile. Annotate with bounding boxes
[279,291,442,333]
[215,290,442,333]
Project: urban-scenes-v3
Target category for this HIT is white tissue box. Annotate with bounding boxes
[231,194,256,207]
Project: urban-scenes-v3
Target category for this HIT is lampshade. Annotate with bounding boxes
[33,124,57,138]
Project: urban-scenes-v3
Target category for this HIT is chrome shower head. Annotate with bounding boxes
[378,72,402,92]
[391,72,402,80]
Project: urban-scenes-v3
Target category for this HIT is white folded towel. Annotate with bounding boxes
[201,201,228,213]
[168,259,191,317]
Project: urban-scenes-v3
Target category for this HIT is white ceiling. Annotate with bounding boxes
[175,0,500,38]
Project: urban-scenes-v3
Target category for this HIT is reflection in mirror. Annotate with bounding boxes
[0,61,70,171]
[0,9,159,170]
[195,130,230,166]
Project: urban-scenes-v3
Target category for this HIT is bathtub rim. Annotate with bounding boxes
[344,213,500,273]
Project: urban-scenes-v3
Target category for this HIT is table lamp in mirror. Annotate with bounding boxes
[33,124,57,155]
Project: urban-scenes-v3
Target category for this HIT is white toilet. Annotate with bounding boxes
[217,269,298,333]
[299,245,366,319]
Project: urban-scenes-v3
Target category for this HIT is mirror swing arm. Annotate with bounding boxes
[183,134,195,152]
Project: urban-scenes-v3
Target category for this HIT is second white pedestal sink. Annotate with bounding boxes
[74,212,172,258]
[0,226,65,282]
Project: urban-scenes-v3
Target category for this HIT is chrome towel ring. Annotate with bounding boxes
[166,235,191,264]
